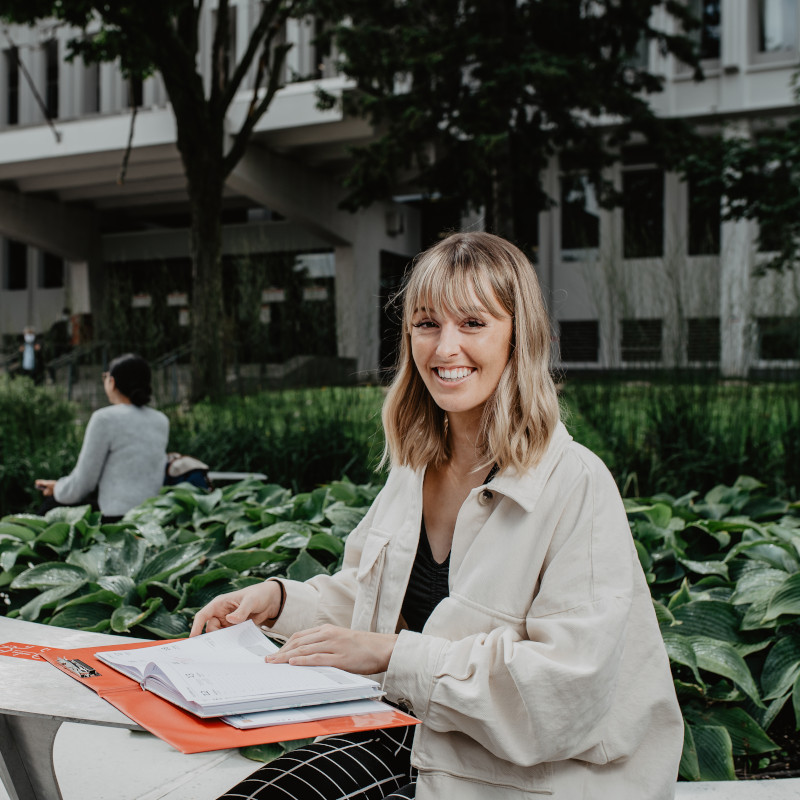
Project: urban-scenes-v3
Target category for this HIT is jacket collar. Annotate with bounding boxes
[486,421,573,513]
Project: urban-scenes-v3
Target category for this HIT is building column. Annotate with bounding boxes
[720,121,756,377]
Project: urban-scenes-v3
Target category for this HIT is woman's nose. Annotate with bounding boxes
[435,324,460,357]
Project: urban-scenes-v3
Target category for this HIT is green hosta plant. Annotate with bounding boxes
[0,478,379,638]
[628,476,800,781]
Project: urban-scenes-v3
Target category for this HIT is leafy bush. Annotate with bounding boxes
[630,476,800,780]
[166,387,387,492]
[0,375,81,517]
[562,378,800,498]
[3,474,800,780]
[0,479,378,637]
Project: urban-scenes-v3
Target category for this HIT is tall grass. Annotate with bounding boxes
[561,377,800,498]
[166,386,387,492]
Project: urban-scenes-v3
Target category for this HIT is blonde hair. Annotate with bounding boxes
[382,232,560,474]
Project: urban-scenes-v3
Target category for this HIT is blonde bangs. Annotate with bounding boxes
[402,247,512,331]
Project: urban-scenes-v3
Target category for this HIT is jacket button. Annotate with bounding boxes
[478,489,493,506]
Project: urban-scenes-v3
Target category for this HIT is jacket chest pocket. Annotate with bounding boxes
[352,529,392,630]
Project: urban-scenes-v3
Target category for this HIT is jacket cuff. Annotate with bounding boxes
[384,628,447,719]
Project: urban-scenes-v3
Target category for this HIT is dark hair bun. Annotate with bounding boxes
[108,353,153,407]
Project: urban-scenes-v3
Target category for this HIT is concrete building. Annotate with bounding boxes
[0,7,420,383]
[0,0,798,380]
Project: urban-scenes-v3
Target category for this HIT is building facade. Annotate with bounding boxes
[0,0,798,379]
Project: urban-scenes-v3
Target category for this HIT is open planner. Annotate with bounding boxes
[94,621,384,717]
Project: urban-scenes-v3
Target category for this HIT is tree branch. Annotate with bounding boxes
[222,40,292,177]
[209,0,229,113]
[220,0,295,114]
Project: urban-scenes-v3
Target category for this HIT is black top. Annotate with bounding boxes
[400,465,498,633]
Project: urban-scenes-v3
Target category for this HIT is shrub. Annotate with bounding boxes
[0,375,81,517]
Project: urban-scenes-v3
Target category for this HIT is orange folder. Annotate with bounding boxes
[43,640,418,754]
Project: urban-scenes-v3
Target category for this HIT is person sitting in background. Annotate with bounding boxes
[35,353,169,523]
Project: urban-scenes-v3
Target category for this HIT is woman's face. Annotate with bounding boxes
[410,289,513,420]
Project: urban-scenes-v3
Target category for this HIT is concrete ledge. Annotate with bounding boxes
[675,778,800,798]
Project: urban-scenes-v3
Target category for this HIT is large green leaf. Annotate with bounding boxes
[49,602,114,631]
[97,575,137,601]
[690,636,764,707]
[11,563,87,590]
[762,573,800,622]
[691,724,736,781]
[761,635,800,700]
[213,549,287,571]
[671,601,742,643]
[678,719,700,781]
[44,505,92,525]
[136,541,210,585]
[111,605,151,633]
[0,522,37,541]
[287,550,329,581]
[35,522,71,548]
[662,629,704,685]
[307,532,345,557]
[684,707,777,755]
[730,566,789,606]
[19,581,87,621]
[138,607,190,638]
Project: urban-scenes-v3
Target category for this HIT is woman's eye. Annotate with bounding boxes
[412,320,437,329]
[464,319,486,328]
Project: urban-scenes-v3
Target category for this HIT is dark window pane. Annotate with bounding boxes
[5,47,19,125]
[622,319,662,363]
[45,39,59,119]
[6,239,27,290]
[561,175,600,252]
[623,170,664,258]
[688,182,721,255]
[41,252,64,288]
[687,317,720,361]
[758,316,800,359]
[559,321,599,362]
[688,0,721,60]
[758,219,787,253]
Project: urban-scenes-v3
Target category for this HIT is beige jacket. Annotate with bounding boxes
[273,423,683,799]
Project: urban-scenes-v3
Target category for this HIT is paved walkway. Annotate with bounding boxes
[1,722,798,800]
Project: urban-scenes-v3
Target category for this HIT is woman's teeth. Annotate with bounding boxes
[436,368,473,381]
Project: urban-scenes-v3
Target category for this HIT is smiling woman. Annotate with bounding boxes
[192,232,683,800]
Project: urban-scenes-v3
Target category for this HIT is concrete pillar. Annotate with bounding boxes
[661,171,686,368]
[67,261,91,315]
[720,122,756,377]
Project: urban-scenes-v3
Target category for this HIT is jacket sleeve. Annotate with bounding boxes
[384,460,639,767]
[266,488,384,639]
[54,412,110,505]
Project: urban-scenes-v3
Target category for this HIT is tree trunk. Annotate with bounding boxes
[188,169,226,401]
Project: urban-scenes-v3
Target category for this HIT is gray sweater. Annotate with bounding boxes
[55,403,170,516]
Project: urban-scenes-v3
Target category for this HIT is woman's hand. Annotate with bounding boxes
[190,580,283,637]
[35,479,56,497]
[266,624,398,675]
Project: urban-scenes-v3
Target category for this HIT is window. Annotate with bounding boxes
[688,180,721,256]
[687,0,721,61]
[40,252,64,288]
[83,61,100,114]
[622,319,662,363]
[758,316,800,360]
[5,47,19,125]
[687,317,720,362]
[45,39,59,119]
[5,240,28,290]
[559,321,599,363]
[622,168,664,258]
[756,0,798,54]
[560,175,600,257]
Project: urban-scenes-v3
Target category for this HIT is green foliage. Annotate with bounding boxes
[315,0,702,243]
[0,479,380,637]
[629,476,800,780]
[0,376,81,516]
[562,378,800,498]
[166,386,387,492]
